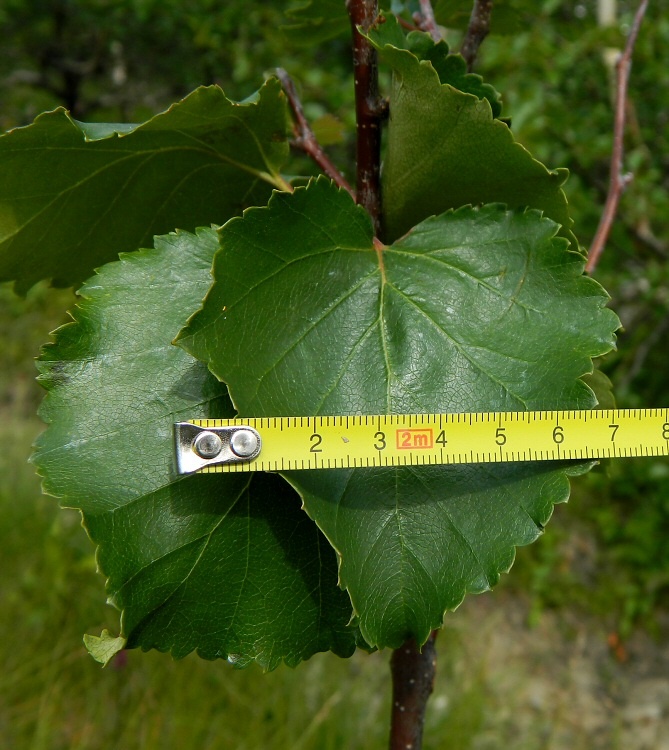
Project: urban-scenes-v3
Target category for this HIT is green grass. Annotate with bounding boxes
[507,462,669,639]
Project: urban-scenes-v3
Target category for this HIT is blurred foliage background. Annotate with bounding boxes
[1,0,668,748]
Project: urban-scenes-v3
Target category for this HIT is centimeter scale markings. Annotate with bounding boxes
[174,408,669,474]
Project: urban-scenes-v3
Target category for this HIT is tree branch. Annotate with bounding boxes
[389,632,438,750]
[414,0,442,42]
[460,0,493,72]
[346,9,438,743]
[276,68,355,197]
[585,0,650,275]
[397,16,421,33]
[346,0,383,236]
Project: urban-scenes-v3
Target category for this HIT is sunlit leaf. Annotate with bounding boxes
[179,179,618,648]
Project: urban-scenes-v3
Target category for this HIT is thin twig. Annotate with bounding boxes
[397,16,421,33]
[585,0,650,275]
[389,632,438,750]
[346,0,384,236]
[276,68,354,198]
[414,0,442,42]
[460,0,493,71]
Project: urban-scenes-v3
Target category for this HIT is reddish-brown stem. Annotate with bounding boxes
[398,16,421,33]
[347,0,383,236]
[460,0,493,72]
[585,0,650,275]
[348,4,440,749]
[389,632,438,750]
[276,68,355,198]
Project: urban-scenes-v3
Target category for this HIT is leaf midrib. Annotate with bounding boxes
[116,477,252,624]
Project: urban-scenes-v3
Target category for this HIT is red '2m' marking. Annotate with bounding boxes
[396,429,433,450]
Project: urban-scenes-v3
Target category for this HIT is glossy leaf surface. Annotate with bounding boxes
[0,81,289,292]
[180,179,619,648]
[33,226,357,668]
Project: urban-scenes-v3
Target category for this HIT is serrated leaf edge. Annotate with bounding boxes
[31,228,221,652]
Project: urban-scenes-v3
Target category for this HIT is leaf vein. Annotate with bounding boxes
[384,282,530,408]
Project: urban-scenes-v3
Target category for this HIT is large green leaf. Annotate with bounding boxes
[0,80,290,293]
[179,178,619,648]
[365,21,575,244]
[33,226,357,668]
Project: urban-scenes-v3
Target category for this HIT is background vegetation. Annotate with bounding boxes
[1,0,667,747]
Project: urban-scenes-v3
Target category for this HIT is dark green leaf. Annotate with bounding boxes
[179,179,619,648]
[365,25,575,244]
[33,225,357,668]
[290,461,591,648]
[368,15,502,117]
[0,81,290,293]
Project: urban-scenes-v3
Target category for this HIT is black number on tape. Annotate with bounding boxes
[374,431,386,451]
[310,433,323,452]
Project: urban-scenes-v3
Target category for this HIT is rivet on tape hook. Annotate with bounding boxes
[175,423,261,473]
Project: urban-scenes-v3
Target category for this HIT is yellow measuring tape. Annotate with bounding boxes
[174,408,669,474]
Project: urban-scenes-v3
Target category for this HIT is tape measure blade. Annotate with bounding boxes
[181,409,669,473]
